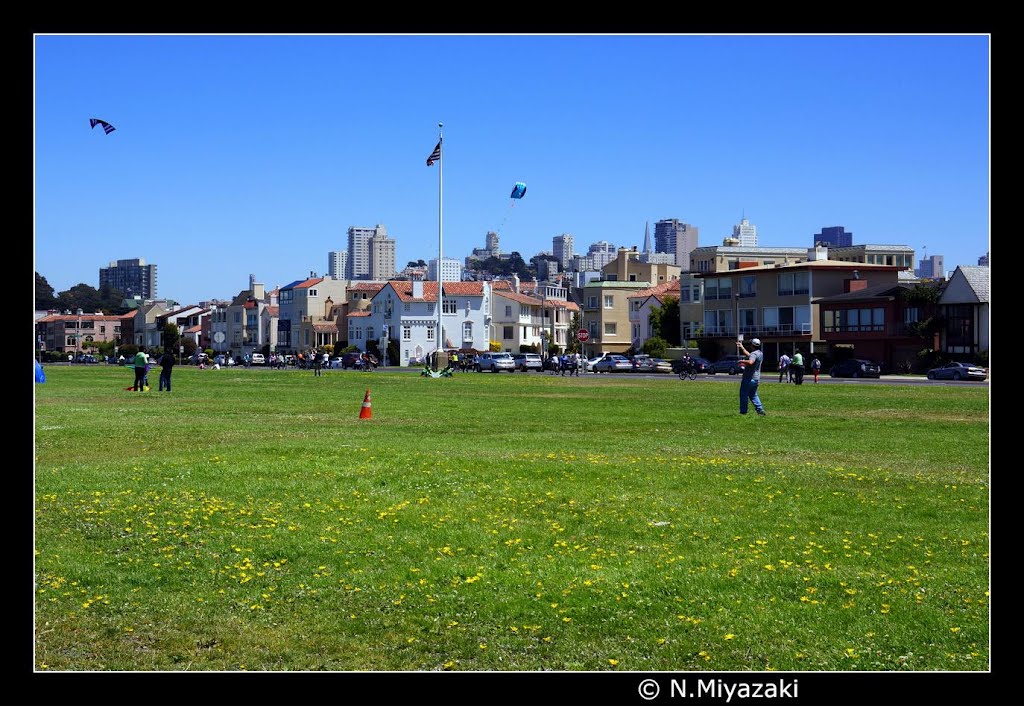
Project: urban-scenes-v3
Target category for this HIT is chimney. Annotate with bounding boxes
[412,280,424,298]
[844,278,868,293]
[512,274,520,293]
[807,246,828,261]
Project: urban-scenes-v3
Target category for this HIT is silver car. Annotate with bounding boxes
[592,355,632,373]
[476,352,516,372]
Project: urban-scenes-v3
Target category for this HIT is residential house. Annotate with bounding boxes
[677,273,703,343]
[349,280,491,365]
[491,280,577,353]
[276,275,349,353]
[627,280,681,350]
[696,259,903,364]
[815,281,942,371]
[35,310,130,356]
[130,301,171,350]
[938,265,989,358]
[155,305,211,351]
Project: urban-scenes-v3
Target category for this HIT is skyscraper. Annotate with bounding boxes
[370,228,396,281]
[654,219,699,270]
[814,226,853,248]
[328,250,348,279]
[916,254,945,280]
[731,217,757,247]
[99,258,158,299]
[553,234,575,270]
[347,224,393,280]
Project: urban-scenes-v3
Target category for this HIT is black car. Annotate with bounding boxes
[829,358,881,378]
[671,357,713,375]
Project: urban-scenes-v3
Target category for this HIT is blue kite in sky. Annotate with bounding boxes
[510,182,527,199]
[89,118,115,134]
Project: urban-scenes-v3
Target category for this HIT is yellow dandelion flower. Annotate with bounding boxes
[724,633,735,640]
[608,659,619,666]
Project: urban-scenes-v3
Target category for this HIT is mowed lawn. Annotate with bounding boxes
[34,366,989,671]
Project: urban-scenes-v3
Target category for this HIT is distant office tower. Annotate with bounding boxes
[654,219,699,270]
[732,217,757,247]
[370,228,396,280]
[553,234,575,270]
[429,257,463,282]
[642,222,652,254]
[814,226,853,248]
[99,258,158,299]
[472,231,501,260]
[347,224,393,280]
[328,250,348,279]
[978,252,989,266]
[587,240,617,270]
[916,254,945,279]
[347,226,375,279]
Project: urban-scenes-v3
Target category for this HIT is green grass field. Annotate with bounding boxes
[33,366,989,671]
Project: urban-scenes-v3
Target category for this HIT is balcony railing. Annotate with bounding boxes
[699,324,813,338]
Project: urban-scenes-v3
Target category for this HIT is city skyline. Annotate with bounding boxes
[35,34,989,305]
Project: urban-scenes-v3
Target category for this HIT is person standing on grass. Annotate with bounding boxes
[811,356,821,383]
[158,349,175,392]
[791,349,805,385]
[778,352,790,383]
[132,346,148,392]
[736,338,766,416]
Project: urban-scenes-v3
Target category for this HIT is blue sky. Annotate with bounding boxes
[34,34,989,305]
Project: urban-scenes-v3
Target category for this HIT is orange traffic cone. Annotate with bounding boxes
[359,389,373,419]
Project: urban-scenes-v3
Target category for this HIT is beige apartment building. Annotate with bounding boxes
[696,259,903,362]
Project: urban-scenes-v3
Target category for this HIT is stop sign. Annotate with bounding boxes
[577,329,590,342]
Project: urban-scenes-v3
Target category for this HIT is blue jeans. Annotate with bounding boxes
[159,369,172,391]
[739,377,764,415]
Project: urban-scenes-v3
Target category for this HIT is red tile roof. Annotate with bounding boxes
[387,280,487,302]
[293,277,324,289]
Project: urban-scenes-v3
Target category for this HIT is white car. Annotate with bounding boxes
[250,353,266,365]
[475,352,516,372]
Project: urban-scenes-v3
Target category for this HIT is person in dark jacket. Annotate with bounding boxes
[158,350,176,392]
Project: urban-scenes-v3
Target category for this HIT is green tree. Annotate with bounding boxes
[642,336,667,358]
[35,272,59,311]
[57,283,103,313]
[648,296,681,347]
[162,323,180,350]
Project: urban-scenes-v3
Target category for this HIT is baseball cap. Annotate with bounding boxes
[750,338,761,347]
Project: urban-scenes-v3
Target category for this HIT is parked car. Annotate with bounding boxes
[511,353,544,372]
[341,352,362,369]
[408,354,426,366]
[592,354,632,373]
[649,358,673,374]
[629,354,653,371]
[926,361,988,381]
[584,356,604,372]
[671,357,713,375]
[250,353,266,365]
[829,358,881,378]
[329,357,343,369]
[476,351,516,372]
[710,355,748,375]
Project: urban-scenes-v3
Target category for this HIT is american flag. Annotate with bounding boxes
[90,118,116,134]
[426,140,441,166]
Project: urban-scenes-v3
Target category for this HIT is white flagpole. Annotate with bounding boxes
[436,122,443,366]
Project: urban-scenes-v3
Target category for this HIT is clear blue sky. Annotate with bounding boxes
[34,34,989,305]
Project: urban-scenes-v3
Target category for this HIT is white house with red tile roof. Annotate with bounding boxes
[492,281,577,353]
[348,280,492,365]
